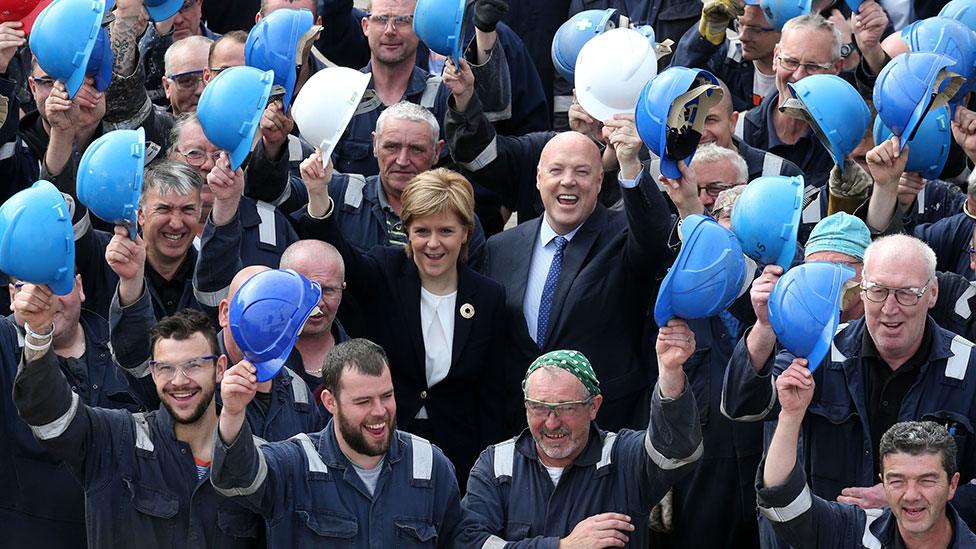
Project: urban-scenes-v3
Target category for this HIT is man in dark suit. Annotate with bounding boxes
[484,121,674,433]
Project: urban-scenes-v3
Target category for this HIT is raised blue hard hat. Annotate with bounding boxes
[731,175,804,270]
[144,0,183,22]
[414,0,466,67]
[245,8,315,111]
[941,0,976,33]
[197,66,274,170]
[229,269,322,382]
[785,74,870,171]
[758,0,811,31]
[0,180,75,295]
[635,66,723,179]
[768,261,855,371]
[77,128,145,240]
[874,52,964,150]
[873,106,951,179]
[86,25,113,92]
[654,215,748,326]
[29,0,105,98]
[906,16,976,99]
[551,9,618,83]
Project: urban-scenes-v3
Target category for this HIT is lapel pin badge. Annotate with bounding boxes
[460,303,475,319]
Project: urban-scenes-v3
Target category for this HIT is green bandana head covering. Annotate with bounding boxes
[524,349,601,396]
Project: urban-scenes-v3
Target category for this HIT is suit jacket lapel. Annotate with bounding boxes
[542,206,605,345]
[510,218,542,306]
[450,266,477,365]
[399,261,427,376]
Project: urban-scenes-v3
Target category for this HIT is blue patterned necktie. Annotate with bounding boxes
[537,236,568,346]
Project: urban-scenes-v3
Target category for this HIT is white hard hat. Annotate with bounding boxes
[292,67,371,161]
[575,27,660,122]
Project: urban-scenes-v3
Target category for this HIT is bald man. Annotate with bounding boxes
[484,129,675,434]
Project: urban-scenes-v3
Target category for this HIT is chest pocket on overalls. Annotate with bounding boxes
[394,519,438,547]
[297,510,358,548]
[806,396,861,496]
[123,478,179,519]
[922,411,974,471]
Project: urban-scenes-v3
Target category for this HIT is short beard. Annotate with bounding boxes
[163,384,215,425]
[336,406,394,457]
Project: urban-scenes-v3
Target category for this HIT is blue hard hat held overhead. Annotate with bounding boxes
[0,180,76,296]
[731,175,804,270]
[551,9,618,83]
[144,0,183,22]
[77,128,146,240]
[941,0,976,34]
[636,66,723,180]
[229,269,323,382]
[782,74,870,171]
[245,8,317,112]
[196,66,274,170]
[905,16,976,99]
[86,26,114,93]
[414,0,466,67]
[29,0,105,98]
[654,215,749,326]
[758,0,811,31]
[873,106,951,179]
[874,52,965,150]
[768,261,856,371]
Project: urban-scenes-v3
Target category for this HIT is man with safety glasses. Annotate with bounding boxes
[457,336,703,547]
[724,233,976,543]
[11,291,263,547]
[161,35,212,116]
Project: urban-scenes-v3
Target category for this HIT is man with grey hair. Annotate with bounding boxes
[759,360,976,548]
[77,160,205,321]
[295,100,486,270]
[688,143,749,212]
[162,35,213,116]
[724,233,976,543]
[737,13,845,189]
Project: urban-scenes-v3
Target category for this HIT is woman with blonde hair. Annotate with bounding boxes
[298,156,507,488]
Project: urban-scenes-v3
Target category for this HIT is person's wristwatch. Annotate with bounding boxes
[841,41,858,58]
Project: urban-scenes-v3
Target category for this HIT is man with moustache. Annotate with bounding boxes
[12,288,262,547]
[211,338,462,546]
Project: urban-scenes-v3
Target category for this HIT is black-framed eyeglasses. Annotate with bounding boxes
[30,76,56,89]
[524,397,593,419]
[178,149,221,167]
[207,66,231,77]
[368,13,414,30]
[860,278,933,307]
[700,182,742,198]
[776,54,836,74]
[165,70,205,90]
[733,19,777,35]
[149,355,218,380]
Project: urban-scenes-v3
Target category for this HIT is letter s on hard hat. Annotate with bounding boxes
[245,8,317,112]
[635,66,723,179]
[781,74,870,172]
[292,67,371,162]
[77,128,145,240]
[0,180,75,295]
[0,0,54,34]
[768,261,855,371]
[873,106,951,179]
[551,9,617,84]
[413,0,466,67]
[874,52,965,150]
[731,175,804,270]
[229,269,323,382]
[941,0,976,34]
[654,215,748,327]
[196,66,274,170]
[28,0,105,98]
[575,27,660,123]
[758,0,811,31]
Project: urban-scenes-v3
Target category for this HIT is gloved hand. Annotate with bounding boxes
[699,0,745,45]
[649,489,674,533]
[827,159,873,215]
[473,0,508,32]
